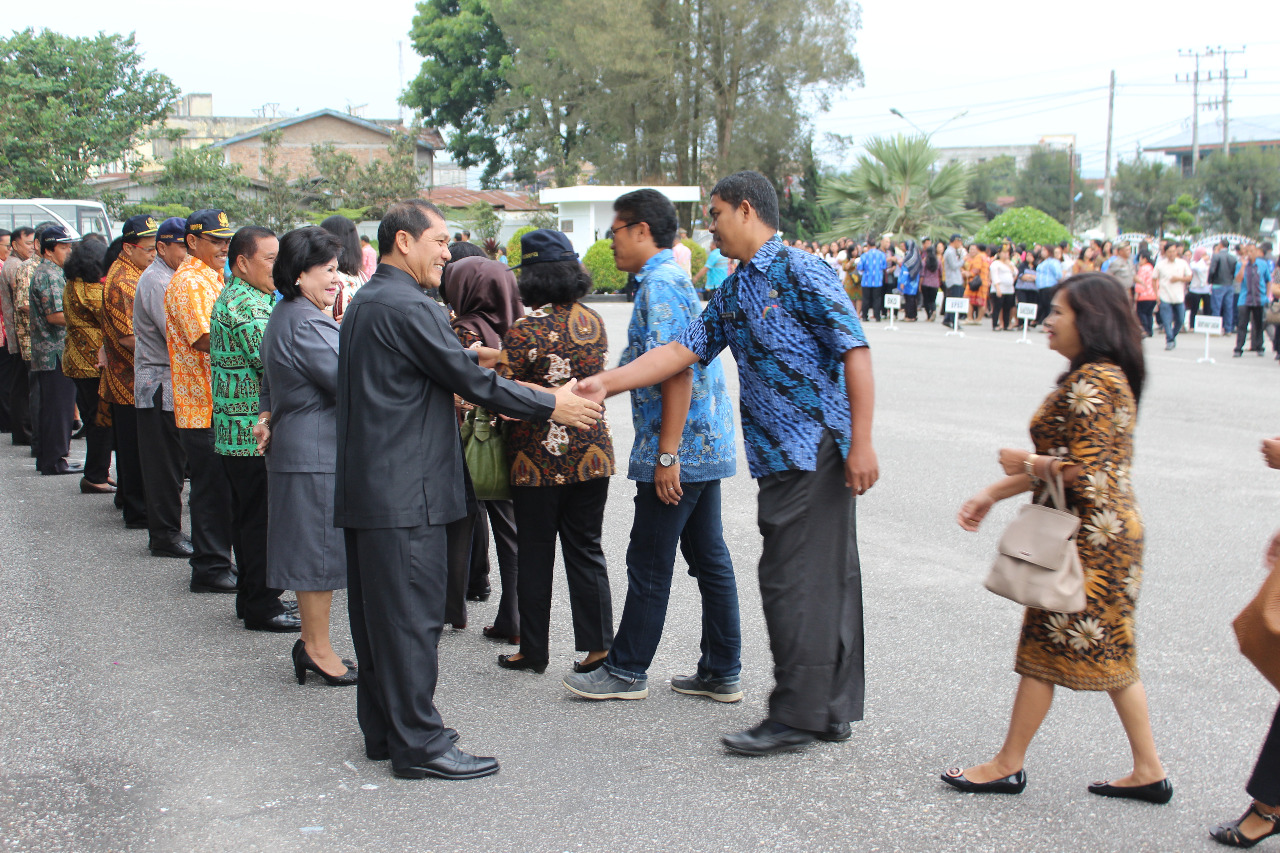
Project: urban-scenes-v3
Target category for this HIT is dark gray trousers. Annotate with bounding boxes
[756,432,864,731]
[345,523,451,768]
[137,390,187,549]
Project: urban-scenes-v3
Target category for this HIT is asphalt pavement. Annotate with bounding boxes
[2,304,1278,852]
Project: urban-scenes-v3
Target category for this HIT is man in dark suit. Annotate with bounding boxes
[335,200,602,780]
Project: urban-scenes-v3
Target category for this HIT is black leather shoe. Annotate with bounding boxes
[941,767,1027,794]
[393,746,499,780]
[466,586,491,602]
[722,720,816,756]
[817,721,853,742]
[282,599,299,613]
[292,639,356,684]
[41,461,84,475]
[1088,777,1172,804]
[245,612,302,633]
[79,477,116,494]
[151,540,194,558]
[497,653,547,673]
[1210,804,1280,847]
[190,569,237,593]
[367,729,459,761]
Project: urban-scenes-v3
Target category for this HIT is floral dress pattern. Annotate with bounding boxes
[1015,361,1143,692]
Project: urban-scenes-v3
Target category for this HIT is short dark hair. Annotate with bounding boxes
[710,170,780,230]
[228,226,277,274]
[517,259,593,307]
[320,215,362,277]
[378,200,445,255]
[613,188,679,249]
[64,238,107,283]
[1219,239,1230,249]
[273,227,343,300]
[11,226,33,242]
[446,240,486,263]
[360,235,371,244]
[1058,273,1146,404]
[0,229,10,240]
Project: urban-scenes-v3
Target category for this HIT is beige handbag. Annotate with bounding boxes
[985,473,1087,613]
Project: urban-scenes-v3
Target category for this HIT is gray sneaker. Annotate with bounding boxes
[670,673,743,703]
[563,667,649,700]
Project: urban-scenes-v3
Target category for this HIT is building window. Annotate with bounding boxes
[560,219,573,232]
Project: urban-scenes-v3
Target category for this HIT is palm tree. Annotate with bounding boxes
[820,134,984,242]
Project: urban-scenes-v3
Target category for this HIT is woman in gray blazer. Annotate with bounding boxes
[258,227,356,686]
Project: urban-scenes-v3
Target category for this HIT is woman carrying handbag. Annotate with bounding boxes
[945,273,1171,803]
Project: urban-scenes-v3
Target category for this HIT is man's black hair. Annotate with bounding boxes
[613,188,679,249]
[709,170,780,230]
[11,226,34,243]
[378,200,446,256]
[0,229,10,240]
[274,227,343,300]
[229,226,277,274]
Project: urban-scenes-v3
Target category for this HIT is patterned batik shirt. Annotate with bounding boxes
[101,255,144,405]
[497,301,614,486]
[12,256,39,360]
[165,255,224,429]
[62,276,106,379]
[677,238,868,479]
[856,248,888,288]
[621,249,735,483]
[210,277,273,456]
[27,259,66,371]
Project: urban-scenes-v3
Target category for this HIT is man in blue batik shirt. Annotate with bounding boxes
[564,189,742,704]
[856,238,888,322]
[579,172,879,757]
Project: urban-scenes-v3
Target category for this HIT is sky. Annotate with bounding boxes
[10,0,1280,178]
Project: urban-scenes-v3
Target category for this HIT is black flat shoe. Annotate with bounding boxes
[79,477,116,494]
[393,746,499,780]
[941,767,1027,794]
[572,657,605,673]
[466,587,491,602]
[817,721,852,742]
[482,626,519,645]
[722,719,816,756]
[1211,804,1280,847]
[1088,777,1172,804]
[245,612,302,633]
[292,639,356,685]
[497,654,547,674]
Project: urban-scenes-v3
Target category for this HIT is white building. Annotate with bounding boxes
[538,185,702,258]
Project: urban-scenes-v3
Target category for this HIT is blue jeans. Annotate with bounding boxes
[1159,302,1185,343]
[605,479,741,682]
[1211,285,1237,333]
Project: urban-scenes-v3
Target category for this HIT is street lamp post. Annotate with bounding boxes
[889,108,970,141]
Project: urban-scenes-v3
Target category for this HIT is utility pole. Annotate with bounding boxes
[1205,46,1247,156]
[1102,70,1116,232]
[1177,48,1211,174]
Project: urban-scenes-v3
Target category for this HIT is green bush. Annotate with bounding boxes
[582,239,628,293]
[974,207,1071,248]
[506,226,536,268]
[684,238,707,279]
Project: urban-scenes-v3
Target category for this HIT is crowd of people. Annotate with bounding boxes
[0,172,1277,846]
[779,234,1279,356]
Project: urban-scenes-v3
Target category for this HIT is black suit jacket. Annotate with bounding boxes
[335,264,555,529]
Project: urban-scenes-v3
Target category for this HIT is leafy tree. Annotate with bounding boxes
[1014,148,1098,227]
[0,29,179,197]
[454,199,502,241]
[1165,193,1201,236]
[119,146,250,221]
[403,0,513,187]
[242,131,305,233]
[820,134,983,243]
[682,238,707,279]
[966,155,1018,219]
[360,130,425,216]
[973,207,1071,248]
[778,137,833,240]
[527,208,559,230]
[1110,159,1188,236]
[582,238,627,292]
[1198,147,1280,234]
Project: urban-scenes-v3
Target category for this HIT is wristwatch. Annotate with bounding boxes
[658,452,679,468]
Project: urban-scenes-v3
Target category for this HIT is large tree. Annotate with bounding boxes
[1198,147,1280,234]
[0,29,178,197]
[119,145,250,221]
[1109,158,1188,236]
[1013,148,1100,229]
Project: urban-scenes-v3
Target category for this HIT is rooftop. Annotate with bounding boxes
[1144,115,1280,152]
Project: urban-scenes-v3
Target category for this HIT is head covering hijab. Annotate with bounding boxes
[903,239,922,278]
[439,255,524,348]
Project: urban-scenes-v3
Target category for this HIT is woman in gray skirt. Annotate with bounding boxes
[257,227,356,686]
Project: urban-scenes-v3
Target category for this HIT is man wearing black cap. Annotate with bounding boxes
[28,225,82,474]
[134,217,192,558]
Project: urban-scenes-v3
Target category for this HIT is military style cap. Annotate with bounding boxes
[121,214,160,241]
[186,209,235,239]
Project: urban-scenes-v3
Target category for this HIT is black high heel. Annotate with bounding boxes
[292,639,358,686]
[1211,804,1280,848]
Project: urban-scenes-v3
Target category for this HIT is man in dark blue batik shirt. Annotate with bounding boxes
[579,170,879,757]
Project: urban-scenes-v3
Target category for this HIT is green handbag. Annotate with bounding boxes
[460,407,511,501]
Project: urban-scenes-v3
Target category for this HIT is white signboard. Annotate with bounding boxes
[945,297,969,315]
[1194,315,1223,335]
[1016,301,1039,320]
[882,293,902,310]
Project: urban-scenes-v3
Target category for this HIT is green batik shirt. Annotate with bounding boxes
[28,259,67,372]
[210,277,273,455]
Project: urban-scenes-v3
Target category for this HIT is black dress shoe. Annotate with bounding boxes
[722,719,816,756]
[79,477,116,494]
[41,461,84,475]
[282,599,299,613]
[941,767,1027,794]
[482,626,519,645]
[393,745,499,780]
[367,729,459,761]
[245,612,302,633]
[151,540,194,558]
[817,721,853,742]
[497,653,547,673]
[190,569,238,593]
[1088,777,1172,804]
[466,586,491,602]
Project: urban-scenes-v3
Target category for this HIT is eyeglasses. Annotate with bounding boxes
[605,222,643,240]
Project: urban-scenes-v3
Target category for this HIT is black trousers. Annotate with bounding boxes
[179,427,234,581]
[35,364,76,474]
[221,455,283,622]
[920,286,938,319]
[943,284,965,327]
[511,478,613,664]
[28,365,41,458]
[111,404,147,525]
[991,293,1015,330]
[72,377,113,485]
[1186,291,1211,329]
[477,499,519,635]
[1249,703,1280,806]
[8,356,30,445]
[137,390,187,548]
[345,523,452,767]
[861,287,883,321]
[0,347,16,432]
[1236,305,1266,354]
[1036,286,1058,325]
[902,293,919,320]
[756,432,864,731]
[443,511,477,628]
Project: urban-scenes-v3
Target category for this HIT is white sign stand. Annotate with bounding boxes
[1015,300,1038,345]
[1194,314,1222,363]
[944,297,968,337]
[882,293,901,331]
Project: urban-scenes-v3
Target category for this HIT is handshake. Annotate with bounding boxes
[473,343,610,430]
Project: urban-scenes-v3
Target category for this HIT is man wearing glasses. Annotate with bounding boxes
[166,210,239,596]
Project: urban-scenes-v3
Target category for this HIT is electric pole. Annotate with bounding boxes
[1102,70,1116,231]
[1205,46,1247,156]
[1177,48,1212,174]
